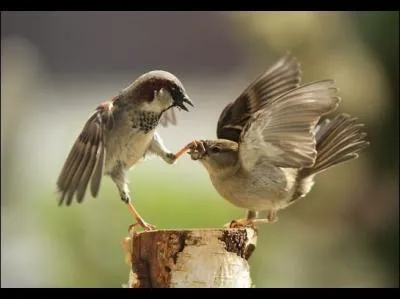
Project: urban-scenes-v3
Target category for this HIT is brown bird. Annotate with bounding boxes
[57,70,194,231]
[182,54,369,228]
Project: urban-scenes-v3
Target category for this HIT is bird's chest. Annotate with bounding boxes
[130,110,161,134]
[104,110,160,173]
[208,170,255,209]
[209,165,296,211]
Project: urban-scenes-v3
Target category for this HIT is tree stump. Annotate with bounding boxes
[121,228,257,288]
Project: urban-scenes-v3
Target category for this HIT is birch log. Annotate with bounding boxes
[122,228,257,288]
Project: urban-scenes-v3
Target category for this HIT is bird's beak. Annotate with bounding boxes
[187,140,207,160]
[175,96,194,112]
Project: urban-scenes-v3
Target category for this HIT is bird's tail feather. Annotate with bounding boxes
[302,113,370,177]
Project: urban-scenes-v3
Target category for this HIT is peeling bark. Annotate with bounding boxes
[122,228,257,288]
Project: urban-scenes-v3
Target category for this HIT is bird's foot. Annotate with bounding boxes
[224,218,258,230]
[126,202,156,231]
[163,152,177,164]
[187,140,206,160]
[169,140,203,162]
[265,210,278,224]
[224,216,278,230]
[254,217,278,224]
[136,217,156,231]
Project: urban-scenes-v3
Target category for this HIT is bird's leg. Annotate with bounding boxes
[147,137,205,163]
[251,210,279,225]
[266,210,278,223]
[120,190,156,231]
[247,210,258,220]
[224,210,278,229]
[173,142,195,160]
[147,132,192,164]
[111,169,155,231]
[153,138,206,163]
[224,210,259,229]
[171,139,206,161]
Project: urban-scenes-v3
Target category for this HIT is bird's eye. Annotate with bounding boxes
[211,146,221,153]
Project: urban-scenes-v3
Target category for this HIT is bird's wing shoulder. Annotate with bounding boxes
[238,80,340,172]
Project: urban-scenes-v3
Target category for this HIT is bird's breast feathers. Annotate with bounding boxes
[103,117,156,173]
[209,164,298,211]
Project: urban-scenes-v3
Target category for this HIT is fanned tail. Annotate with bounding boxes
[302,113,370,177]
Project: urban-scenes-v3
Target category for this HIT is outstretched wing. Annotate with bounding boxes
[216,53,302,142]
[238,80,340,172]
[56,103,114,206]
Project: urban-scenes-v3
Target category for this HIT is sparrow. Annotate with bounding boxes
[182,54,370,228]
[56,70,194,231]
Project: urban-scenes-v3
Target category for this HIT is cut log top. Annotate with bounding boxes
[122,228,258,288]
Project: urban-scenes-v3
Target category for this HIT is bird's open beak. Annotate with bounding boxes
[175,96,194,112]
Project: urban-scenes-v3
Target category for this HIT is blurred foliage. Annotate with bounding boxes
[352,12,399,177]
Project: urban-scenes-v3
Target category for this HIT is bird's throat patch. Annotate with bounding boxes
[131,111,161,133]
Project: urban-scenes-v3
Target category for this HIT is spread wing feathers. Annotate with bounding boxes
[159,108,177,127]
[302,113,370,176]
[238,80,340,171]
[57,108,111,206]
[216,53,302,142]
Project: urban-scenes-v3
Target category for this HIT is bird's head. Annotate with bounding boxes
[124,70,194,114]
[188,139,239,176]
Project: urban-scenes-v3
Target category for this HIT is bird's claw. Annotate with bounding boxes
[189,140,206,152]
[224,218,258,230]
[171,140,206,161]
[164,152,177,164]
[172,140,201,161]
[224,215,279,230]
[187,140,206,160]
[137,218,156,231]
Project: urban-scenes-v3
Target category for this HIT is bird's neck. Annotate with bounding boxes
[204,159,241,181]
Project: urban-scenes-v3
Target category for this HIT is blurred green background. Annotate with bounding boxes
[1,11,398,288]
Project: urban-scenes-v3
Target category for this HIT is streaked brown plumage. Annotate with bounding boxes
[182,53,369,227]
[57,70,194,230]
[217,52,302,142]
